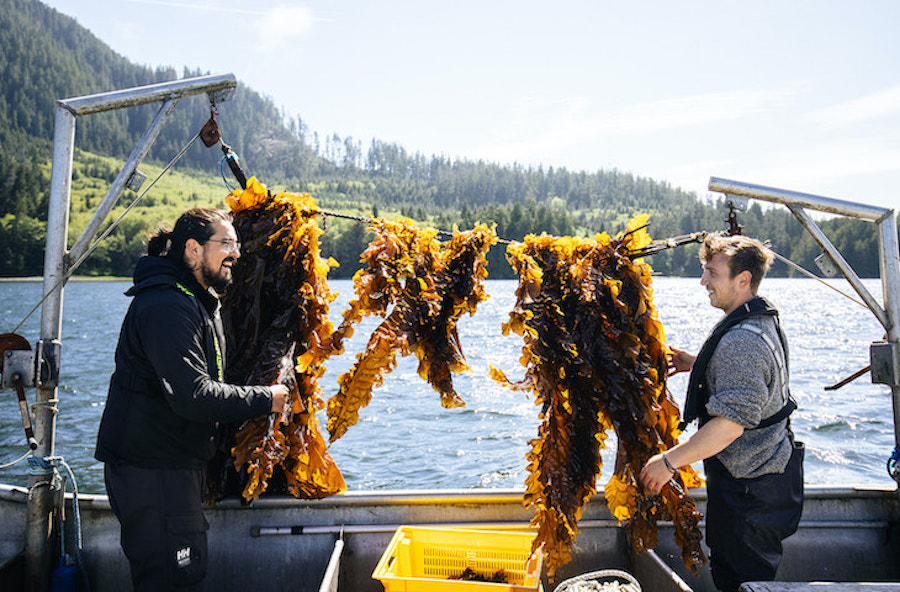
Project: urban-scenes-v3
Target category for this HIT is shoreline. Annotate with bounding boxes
[0,276,130,282]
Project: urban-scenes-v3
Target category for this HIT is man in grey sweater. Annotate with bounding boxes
[640,234,804,592]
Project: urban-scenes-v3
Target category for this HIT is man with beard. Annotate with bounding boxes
[639,234,803,592]
[95,208,289,591]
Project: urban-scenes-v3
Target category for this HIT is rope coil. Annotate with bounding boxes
[552,569,642,592]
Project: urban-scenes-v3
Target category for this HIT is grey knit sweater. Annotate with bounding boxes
[705,314,794,479]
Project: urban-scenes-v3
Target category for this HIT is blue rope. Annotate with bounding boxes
[219,154,237,192]
[28,455,91,592]
[27,455,53,470]
[888,446,900,484]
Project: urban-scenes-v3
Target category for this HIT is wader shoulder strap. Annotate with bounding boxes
[681,296,779,428]
[732,320,796,430]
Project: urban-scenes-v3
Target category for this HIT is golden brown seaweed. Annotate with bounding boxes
[208,177,346,503]
[316,218,497,442]
[492,215,706,577]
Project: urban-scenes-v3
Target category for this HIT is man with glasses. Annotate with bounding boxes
[95,207,289,591]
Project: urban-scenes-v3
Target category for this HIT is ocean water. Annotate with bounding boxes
[0,276,895,495]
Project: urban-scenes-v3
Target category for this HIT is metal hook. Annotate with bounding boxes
[726,203,744,236]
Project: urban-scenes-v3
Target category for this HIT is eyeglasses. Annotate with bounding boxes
[206,238,241,253]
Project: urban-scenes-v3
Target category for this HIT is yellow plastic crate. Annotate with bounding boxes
[372,526,544,592]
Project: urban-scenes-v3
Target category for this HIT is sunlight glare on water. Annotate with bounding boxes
[0,276,895,494]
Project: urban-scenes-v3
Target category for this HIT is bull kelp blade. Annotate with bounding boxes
[324,220,497,441]
[326,318,404,443]
[212,177,345,503]
[492,215,706,577]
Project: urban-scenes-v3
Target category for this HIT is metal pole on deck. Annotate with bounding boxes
[26,103,76,592]
[24,72,238,592]
[875,213,900,477]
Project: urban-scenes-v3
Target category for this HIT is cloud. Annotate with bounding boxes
[127,0,266,15]
[595,88,796,136]
[744,138,900,192]
[472,87,797,166]
[127,1,316,52]
[809,84,900,126]
[254,5,315,51]
[660,158,739,195]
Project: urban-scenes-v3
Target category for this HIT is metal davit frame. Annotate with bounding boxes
[29,73,237,591]
[707,177,900,490]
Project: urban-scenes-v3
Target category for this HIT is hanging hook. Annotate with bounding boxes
[724,194,746,236]
[200,105,221,148]
[726,203,744,236]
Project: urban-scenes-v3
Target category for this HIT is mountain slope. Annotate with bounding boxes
[0,0,885,280]
[0,0,321,179]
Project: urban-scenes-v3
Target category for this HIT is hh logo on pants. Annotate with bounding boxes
[176,546,192,568]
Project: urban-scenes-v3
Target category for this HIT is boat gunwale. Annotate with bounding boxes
[1,482,896,509]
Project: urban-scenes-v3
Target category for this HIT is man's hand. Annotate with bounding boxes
[668,346,696,375]
[639,417,744,494]
[639,453,676,495]
[270,384,290,413]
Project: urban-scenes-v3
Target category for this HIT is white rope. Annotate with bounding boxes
[0,448,31,470]
[771,250,867,309]
[11,131,201,335]
[68,132,201,274]
[552,569,641,592]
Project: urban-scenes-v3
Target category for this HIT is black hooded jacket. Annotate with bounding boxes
[95,256,272,469]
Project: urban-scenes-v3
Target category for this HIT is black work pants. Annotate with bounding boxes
[704,441,804,592]
[105,463,209,591]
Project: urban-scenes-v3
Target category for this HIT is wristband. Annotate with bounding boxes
[662,452,678,475]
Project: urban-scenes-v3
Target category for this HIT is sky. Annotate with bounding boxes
[39,0,900,212]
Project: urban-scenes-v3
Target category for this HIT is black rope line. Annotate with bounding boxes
[311,208,704,258]
[220,140,702,258]
[312,208,516,245]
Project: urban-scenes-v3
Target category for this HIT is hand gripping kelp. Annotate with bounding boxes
[490,214,706,577]
[206,176,346,503]
[297,217,498,443]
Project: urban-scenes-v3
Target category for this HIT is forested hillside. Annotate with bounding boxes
[0,0,888,280]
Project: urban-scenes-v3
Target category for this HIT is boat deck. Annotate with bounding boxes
[2,484,898,591]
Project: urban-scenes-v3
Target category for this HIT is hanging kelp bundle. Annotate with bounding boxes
[207,176,346,503]
[491,214,706,577]
[298,217,498,443]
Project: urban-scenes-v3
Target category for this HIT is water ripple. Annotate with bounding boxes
[1,277,895,493]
